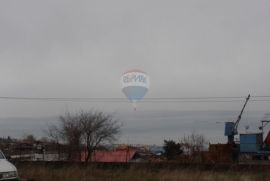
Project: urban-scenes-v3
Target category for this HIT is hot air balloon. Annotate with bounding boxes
[121,69,150,110]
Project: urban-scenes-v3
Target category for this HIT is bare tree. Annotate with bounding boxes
[61,113,83,160]
[46,124,61,144]
[47,110,121,162]
[79,111,120,162]
[23,134,36,143]
[180,132,207,155]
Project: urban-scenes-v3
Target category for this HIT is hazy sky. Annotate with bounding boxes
[0,0,270,144]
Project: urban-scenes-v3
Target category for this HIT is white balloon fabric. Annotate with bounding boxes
[121,69,150,110]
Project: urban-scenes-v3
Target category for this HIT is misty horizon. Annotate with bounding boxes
[0,109,267,145]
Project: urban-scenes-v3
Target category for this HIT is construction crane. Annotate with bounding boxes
[225,94,250,144]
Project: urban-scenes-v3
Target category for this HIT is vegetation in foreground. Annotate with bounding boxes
[18,164,269,181]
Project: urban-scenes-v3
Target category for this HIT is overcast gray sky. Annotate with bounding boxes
[0,0,270,144]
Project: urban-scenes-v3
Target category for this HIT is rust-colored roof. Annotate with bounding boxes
[81,149,137,162]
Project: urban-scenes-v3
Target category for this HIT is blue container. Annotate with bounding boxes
[240,133,263,153]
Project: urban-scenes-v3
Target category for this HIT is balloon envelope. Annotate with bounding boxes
[121,70,149,103]
[122,86,148,101]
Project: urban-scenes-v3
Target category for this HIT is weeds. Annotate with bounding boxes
[17,164,269,181]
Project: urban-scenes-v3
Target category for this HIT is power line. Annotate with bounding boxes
[0,96,270,103]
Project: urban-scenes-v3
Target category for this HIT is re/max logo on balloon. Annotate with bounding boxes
[123,74,147,83]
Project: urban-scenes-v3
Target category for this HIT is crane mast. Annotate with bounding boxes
[225,94,250,144]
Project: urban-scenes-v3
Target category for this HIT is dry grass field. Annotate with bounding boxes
[17,163,270,181]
